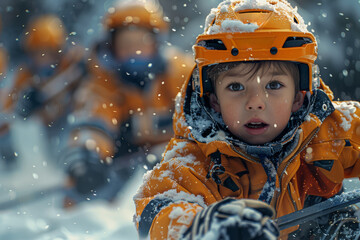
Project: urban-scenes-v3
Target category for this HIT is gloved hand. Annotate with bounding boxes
[64,147,110,195]
[15,87,44,118]
[183,198,279,240]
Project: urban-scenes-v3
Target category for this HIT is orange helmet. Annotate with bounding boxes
[104,0,168,33]
[24,15,66,51]
[193,0,319,97]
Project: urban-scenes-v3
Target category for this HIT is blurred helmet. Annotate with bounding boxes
[193,0,319,97]
[24,15,66,51]
[104,0,168,33]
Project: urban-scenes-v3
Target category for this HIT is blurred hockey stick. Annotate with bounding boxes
[39,61,85,104]
[276,189,360,230]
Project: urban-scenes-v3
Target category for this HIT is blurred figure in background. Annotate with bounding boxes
[1,14,87,167]
[59,0,193,207]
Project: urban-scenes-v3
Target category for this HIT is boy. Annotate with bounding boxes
[134,0,360,239]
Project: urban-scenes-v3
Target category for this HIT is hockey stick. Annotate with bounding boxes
[275,189,360,230]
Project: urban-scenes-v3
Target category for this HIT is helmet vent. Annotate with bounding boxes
[283,37,312,48]
[197,39,227,50]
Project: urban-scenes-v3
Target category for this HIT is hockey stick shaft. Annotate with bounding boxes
[276,189,360,230]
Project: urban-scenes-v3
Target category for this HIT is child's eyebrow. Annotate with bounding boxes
[270,70,290,78]
[223,71,243,77]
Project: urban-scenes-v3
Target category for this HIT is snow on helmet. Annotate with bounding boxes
[24,15,66,51]
[193,0,320,97]
[104,0,168,33]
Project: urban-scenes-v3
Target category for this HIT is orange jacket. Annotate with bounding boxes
[134,73,360,239]
[67,46,194,160]
[3,46,85,124]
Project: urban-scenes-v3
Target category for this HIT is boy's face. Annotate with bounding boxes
[114,27,156,61]
[210,62,304,145]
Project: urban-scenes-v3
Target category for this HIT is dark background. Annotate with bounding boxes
[0,0,359,100]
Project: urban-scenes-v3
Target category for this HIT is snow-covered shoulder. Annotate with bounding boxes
[333,101,360,132]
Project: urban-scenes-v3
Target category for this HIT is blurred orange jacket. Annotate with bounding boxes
[68,46,194,160]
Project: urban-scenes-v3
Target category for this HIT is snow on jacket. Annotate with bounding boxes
[134,71,360,239]
[67,45,194,160]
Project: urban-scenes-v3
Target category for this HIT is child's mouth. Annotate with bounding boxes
[245,122,269,129]
[244,121,269,135]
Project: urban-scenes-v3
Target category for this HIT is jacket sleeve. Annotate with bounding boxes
[134,138,221,239]
[334,101,360,178]
[308,100,360,184]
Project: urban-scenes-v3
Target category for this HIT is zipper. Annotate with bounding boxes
[287,184,298,211]
[229,127,320,212]
[229,143,261,164]
[277,126,320,211]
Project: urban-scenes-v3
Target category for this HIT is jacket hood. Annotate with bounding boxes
[173,66,335,204]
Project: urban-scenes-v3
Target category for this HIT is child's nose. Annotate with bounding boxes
[245,94,265,111]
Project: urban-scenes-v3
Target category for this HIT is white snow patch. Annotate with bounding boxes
[175,92,182,114]
[168,202,202,240]
[304,114,311,122]
[155,189,206,209]
[340,117,352,132]
[204,9,217,31]
[163,141,198,168]
[333,101,360,131]
[234,0,277,12]
[158,169,174,180]
[207,19,259,35]
[169,206,187,219]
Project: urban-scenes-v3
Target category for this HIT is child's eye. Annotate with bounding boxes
[266,81,283,90]
[228,83,244,91]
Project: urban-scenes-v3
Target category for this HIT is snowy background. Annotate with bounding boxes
[0,118,144,239]
[0,0,359,239]
[1,0,359,99]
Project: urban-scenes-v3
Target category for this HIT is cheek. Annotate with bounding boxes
[272,105,293,128]
[220,106,242,127]
[274,96,293,112]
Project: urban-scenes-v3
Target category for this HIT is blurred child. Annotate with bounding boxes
[134,0,360,239]
[58,0,193,206]
[1,14,86,163]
